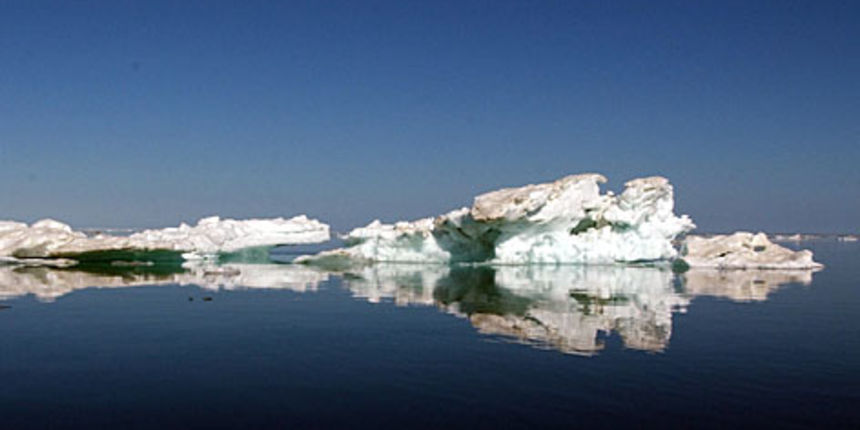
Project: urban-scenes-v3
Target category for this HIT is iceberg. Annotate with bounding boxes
[0,216,330,265]
[298,173,695,265]
[680,232,822,269]
[2,173,825,270]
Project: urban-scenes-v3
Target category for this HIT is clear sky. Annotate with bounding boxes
[1,0,858,233]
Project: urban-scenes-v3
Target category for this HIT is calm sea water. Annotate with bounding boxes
[0,240,857,429]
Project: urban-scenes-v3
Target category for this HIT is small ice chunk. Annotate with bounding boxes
[681,232,822,269]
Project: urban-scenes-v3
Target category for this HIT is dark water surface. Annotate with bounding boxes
[0,241,858,429]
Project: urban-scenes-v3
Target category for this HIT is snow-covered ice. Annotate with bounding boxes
[0,216,330,264]
[680,232,822,269]
[770,233,809,242]
[298,173,696,265]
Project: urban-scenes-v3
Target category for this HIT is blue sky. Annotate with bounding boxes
[1,0,858,232]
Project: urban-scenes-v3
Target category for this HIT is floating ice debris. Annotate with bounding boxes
[298,174,695,265]
[0,216,330,265]
[837,235,859,242]
[680,232,822,269]
[770,233,808,242]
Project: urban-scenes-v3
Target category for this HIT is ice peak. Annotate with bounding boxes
[31,219,74,232]
[197,216,221,226]
[624,176,669,189]
[471,173,606,222]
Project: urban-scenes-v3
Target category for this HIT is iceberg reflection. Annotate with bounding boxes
[0,261,816,355]
[0,263,329,302]
[337,264,817,355]
[680,269,814,302]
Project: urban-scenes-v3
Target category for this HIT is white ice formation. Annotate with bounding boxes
[298,174,696,265]
[770,233,809,242]
[0,216,330,264]
[681,232,822,269]
[2,173,826,270]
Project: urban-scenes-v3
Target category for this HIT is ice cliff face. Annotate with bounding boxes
[681,232,823,269]
[299,173,695,265]
[0,216,330,264]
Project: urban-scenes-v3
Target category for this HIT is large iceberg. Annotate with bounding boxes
[298,174,696,265]
[680,232,823,269]
[0,216,330,264]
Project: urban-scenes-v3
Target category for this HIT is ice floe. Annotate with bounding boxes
[770,233,810,242]
[0,216,330,264]
[680,232,823,269]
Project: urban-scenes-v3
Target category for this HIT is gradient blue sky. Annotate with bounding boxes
[1,0,858,232]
